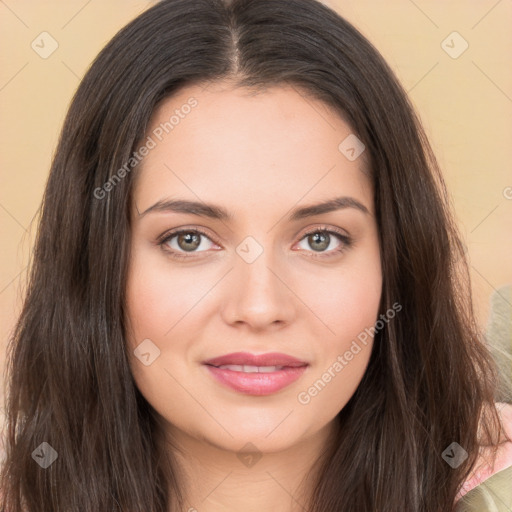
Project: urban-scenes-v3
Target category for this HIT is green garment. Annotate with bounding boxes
[454,465,512,511]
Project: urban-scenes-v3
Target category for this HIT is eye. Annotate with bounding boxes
[158,227,220,260]
[294,226,352,258]
[157,225,353,261]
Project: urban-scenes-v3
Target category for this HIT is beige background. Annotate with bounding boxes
[1,1,511,423]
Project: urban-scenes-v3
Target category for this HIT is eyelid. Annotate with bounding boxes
[296,223,351,240]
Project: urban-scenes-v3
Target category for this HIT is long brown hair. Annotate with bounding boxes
[1,0,509,510]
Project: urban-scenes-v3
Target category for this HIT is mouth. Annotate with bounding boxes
[202,352,309,396]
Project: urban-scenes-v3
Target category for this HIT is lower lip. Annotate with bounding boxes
[204,364,308,396]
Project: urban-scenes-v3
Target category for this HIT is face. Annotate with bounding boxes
[125,81,382,455]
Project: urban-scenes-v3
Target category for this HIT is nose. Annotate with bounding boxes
[220,247,296,331]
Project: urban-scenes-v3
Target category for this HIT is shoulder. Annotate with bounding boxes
[455,402,512,504]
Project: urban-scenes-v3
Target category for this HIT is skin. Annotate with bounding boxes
[125,81,382,512]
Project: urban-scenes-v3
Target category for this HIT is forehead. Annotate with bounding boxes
[132,82,373,218]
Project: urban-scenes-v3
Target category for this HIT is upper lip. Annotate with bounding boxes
[203,352,309,368]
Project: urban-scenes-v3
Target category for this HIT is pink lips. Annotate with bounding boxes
[202,351,309,396]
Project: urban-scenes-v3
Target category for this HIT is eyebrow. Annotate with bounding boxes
[138,195,370,222]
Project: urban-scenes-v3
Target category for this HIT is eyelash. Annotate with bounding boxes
[157,225,353,261]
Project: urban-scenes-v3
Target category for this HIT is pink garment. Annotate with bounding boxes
[455,401,512,502]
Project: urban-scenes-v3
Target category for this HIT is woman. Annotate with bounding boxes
[1,0,510,510]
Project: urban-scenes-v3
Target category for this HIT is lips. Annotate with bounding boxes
[202,351,309,369]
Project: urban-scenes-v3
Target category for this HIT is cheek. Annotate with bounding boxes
[297,244,382,346]
[124,245,220,400]
[125,246,204,344]
[295,282,381,418]
[124,250,204,418]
